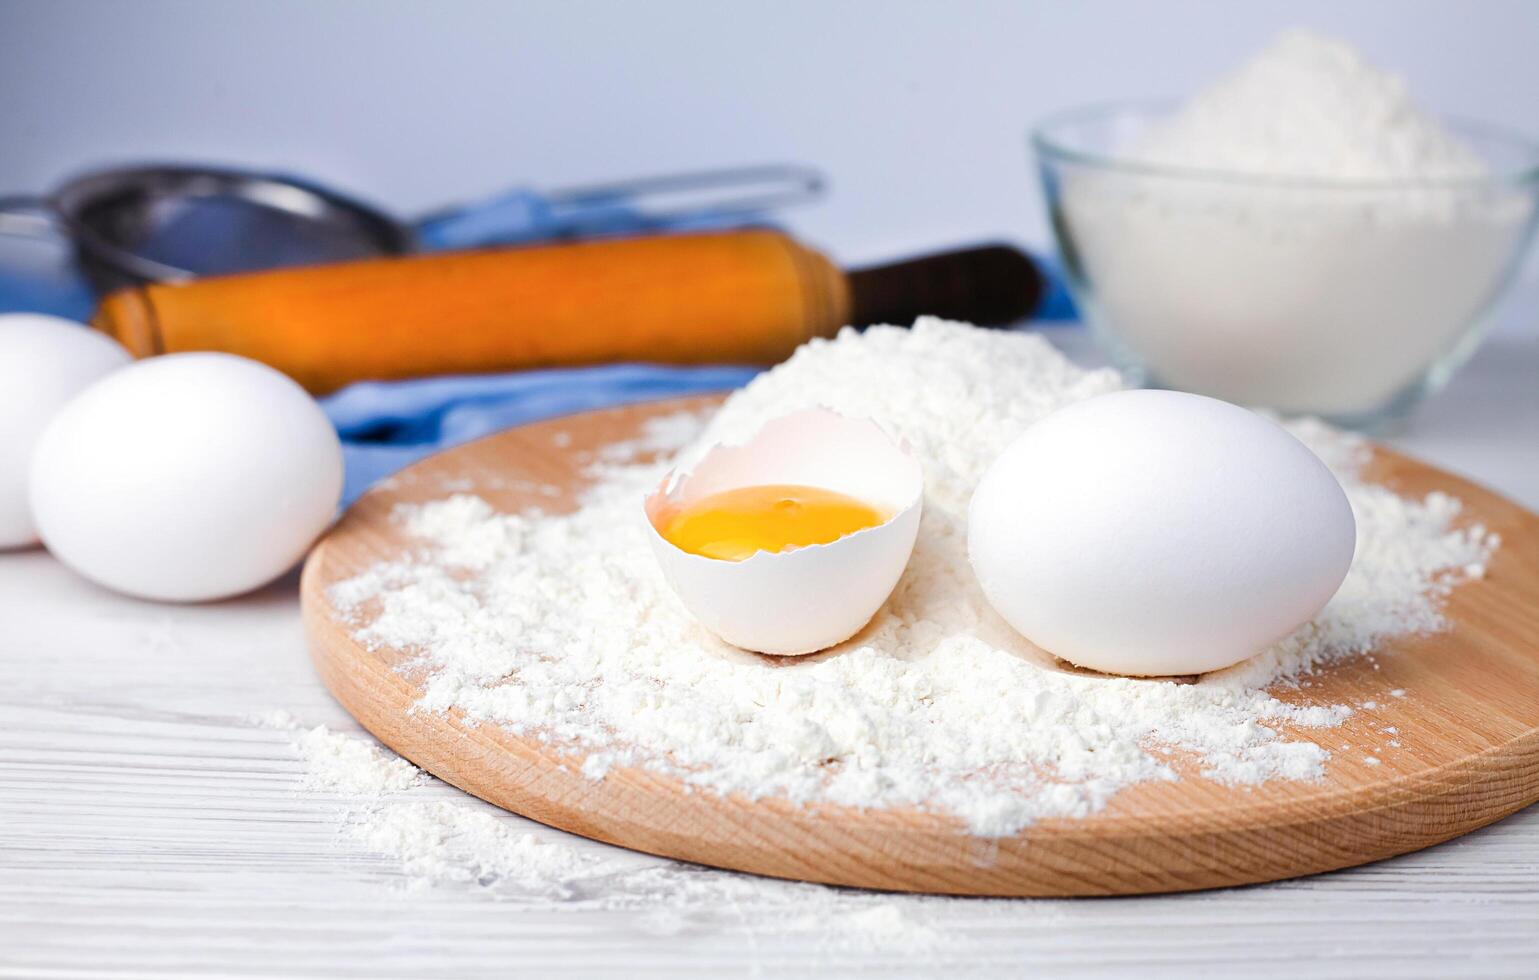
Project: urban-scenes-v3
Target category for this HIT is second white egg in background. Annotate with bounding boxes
[0,313,131,549]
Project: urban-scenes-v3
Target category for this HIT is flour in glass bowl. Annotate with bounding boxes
[1054,29,1536,419]
[330,318,1497,838]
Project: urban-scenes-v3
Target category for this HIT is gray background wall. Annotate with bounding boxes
[1,0,1535,264]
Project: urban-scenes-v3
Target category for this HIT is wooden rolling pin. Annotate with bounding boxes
[92,229,1042,394]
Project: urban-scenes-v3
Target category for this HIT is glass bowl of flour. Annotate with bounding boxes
[1033,31,1539,429]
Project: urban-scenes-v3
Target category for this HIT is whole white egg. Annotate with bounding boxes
[30,353,343,601]
[0,314,131,549]
[968,389,1355,677]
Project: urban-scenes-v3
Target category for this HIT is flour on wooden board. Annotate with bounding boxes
[327,319,1496,838]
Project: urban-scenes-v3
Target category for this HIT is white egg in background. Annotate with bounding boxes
[30,352,343,602]
[0,314,131,549]
[968,389,1355,677]
[645,407,923,656]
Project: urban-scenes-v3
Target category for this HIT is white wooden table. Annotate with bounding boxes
[3,319,1536,979]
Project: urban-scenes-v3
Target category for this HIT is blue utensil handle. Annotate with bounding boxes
[413,164,824,251]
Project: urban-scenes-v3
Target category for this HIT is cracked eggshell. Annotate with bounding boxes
[644,407,922,656]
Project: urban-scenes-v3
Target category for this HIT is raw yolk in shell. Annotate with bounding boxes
[661,484,888,562]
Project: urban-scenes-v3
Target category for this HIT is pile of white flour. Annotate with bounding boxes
[330,319,1496,837]
[1057,29,1534,417]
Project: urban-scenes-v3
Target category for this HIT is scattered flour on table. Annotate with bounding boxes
[263,716,959,955]
[327,319,1497,838]
[258,712,610,893]
[354,800,601,893]
[253,710,421,794]
[297,726,423,795]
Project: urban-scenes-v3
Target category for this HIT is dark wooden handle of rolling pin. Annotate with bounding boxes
[848,244,1043,329]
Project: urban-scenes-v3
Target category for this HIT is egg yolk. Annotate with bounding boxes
[660,484,888,562]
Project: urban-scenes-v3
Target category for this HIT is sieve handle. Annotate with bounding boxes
[0,195,62,240]
[415,165,825,251]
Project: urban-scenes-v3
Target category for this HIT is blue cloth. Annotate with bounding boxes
[323,363,759,504]
[0,239,97,322]
[1032,254,1079,322]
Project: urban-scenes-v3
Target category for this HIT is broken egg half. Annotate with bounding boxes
[644,407,922,656]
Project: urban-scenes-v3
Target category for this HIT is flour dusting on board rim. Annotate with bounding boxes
[329,318,1498,837]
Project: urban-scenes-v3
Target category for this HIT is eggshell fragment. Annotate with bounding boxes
[968,389,1356,677]
[645,407,922,656]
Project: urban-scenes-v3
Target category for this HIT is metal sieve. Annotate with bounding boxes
[0,163,824,296]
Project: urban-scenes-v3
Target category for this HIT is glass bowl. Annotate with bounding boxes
[1032,102,1539,430]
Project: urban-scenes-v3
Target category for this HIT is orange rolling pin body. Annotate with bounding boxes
[92,229,850,395]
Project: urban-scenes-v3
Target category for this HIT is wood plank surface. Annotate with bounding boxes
[300,395,1539,898]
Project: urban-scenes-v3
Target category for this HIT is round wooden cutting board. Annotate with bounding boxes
[302,395,1539,897]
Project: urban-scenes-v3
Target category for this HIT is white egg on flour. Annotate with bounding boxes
[0,314,132,549]
[645,407,922,656]
[30,353,343,602]
[968,389,1355,677]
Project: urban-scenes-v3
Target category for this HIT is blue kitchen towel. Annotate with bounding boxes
[322,363,760,504]
[0,239,98,322]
